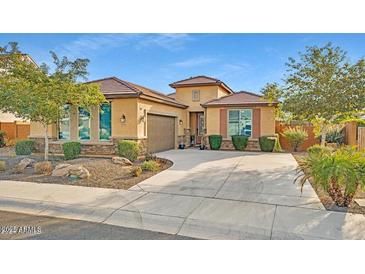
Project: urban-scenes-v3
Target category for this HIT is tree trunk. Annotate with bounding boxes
[44,124,49,161]
[328,179,345,207]
[321,132,326,146]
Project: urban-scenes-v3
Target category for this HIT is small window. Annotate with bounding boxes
[78,107,91,140]
[99,103,111,141]
[58,104,70,140]
[192,90,200,102]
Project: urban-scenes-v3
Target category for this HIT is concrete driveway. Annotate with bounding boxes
[1,149,365,239]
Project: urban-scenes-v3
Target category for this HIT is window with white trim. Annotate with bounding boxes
[228,109,252,137]
[78,107,91,140]
[58,104,70,140]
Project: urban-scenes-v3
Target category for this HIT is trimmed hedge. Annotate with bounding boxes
[231,135,248,151]
[118,140,139,161]
[208,135,222,150]
[259,136,276,152]
[62,141,81,160]
[15,140,35,155]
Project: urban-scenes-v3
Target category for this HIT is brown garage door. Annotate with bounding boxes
[147,114,175,153]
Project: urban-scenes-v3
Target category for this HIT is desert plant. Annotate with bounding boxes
[296,146,365,207]
[141,160,160,172]
[208,135,222,150]
[273,134,283,152]
[231,135,248,151]
[259,136,276,152]
[62,141,81,160]
[307,144,332,155]
[281,127,308,152]
[118,140,139,161]
[326,130,345,145]
[0,130,6,148]
[15,140,35,155]
[145,152,157,161]
[131,166,142,177]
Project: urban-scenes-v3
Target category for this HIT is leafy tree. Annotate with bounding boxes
[282,43,365,145]
[261,82,292,122]
[0,42,106,160]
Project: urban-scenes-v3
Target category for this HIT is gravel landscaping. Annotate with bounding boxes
[0,147,172,190]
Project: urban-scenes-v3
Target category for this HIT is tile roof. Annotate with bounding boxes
[201,91,278,107]
[169,75,234,94]
[87,77,187,108]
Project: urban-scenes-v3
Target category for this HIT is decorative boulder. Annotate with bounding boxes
[34,161,53,175]
[15,158,36,173]
[68,165,90,179]
[112,156,133,166]
[51,163,72,177]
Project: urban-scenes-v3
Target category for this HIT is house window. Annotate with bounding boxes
[99,103,111,141]
[78,107,91,140]
[228,109,252,137]
[58,104,70,140]
[192,90,200,102]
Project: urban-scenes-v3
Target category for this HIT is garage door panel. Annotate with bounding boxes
[147,114,175,153]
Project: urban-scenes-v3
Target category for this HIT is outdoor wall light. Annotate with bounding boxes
[179,119,183,125]
[120,114,126,124]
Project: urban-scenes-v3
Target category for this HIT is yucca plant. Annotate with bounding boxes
[296,146,365,207]
[282,127,308,152]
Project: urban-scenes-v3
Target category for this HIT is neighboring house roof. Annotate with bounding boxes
[87,77,188,109]
[167,92,176,99]
[0,53,38,67]
[201,91,278,107]
[169,75,234,94]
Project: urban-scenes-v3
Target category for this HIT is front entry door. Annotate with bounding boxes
[196,112,205,144]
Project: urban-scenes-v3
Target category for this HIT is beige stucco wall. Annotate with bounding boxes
[205,106,276,138]
[206,107,220,135]
[137,98,187,139]
[175,86,220,112]
[260,107,276,136]
[110,98,138,139]
[29,97,187,142]
[29,122,57,139]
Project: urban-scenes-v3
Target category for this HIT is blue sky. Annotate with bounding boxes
[1,33,365,94]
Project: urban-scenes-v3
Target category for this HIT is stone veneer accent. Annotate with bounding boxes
[204,136,261,152]
[31,137,148,156]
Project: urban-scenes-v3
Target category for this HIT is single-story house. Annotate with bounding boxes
[29,75,277,154]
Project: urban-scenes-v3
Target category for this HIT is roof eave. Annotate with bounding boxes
[201,102,279,108]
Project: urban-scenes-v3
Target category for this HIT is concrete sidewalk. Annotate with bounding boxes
[1,179,365,239]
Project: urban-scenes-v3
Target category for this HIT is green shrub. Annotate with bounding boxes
[326,130,345,144]
[208,135,222,150]
[231,135,248,151]
[15,140,35,155]
[296,146,365,207]
[307,144,332,155]
[281,127,308,152]
[118,140,139,161]
[259,136,276,152]
[141,160,160,172]
[62,142,81,160]
[0,130,6,148]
